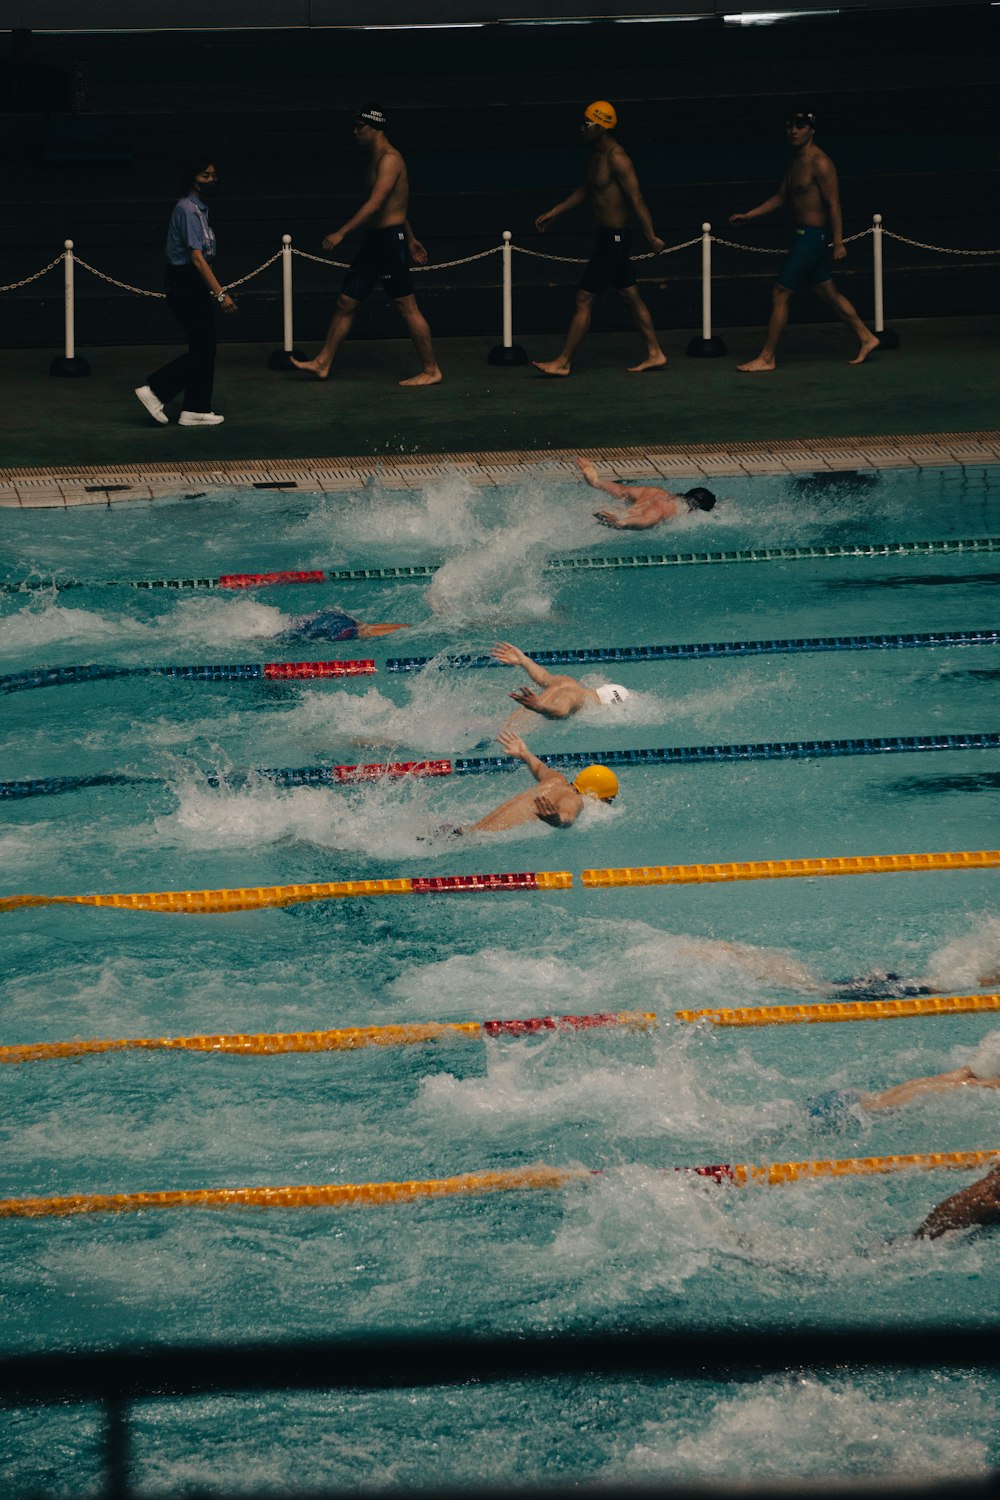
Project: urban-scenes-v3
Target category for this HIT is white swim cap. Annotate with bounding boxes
[595,683,630,706]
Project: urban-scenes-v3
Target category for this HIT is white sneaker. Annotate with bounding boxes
[134,385,168,425]
[178,410,225,426]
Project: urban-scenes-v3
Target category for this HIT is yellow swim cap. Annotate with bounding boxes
[583,100,617,130]
[574,764,619,801]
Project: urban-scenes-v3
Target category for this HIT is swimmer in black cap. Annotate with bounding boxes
[575,456,716,529]
[291,106,442,387]
[728,109,879,371]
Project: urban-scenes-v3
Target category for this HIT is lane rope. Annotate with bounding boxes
[0,870,573,915]
[676,992,1000,1027]
[0,1010,654,1065]
[1,1149,995,1218]
[10,731,1000,802]
[387,629,1000,673]
[583,848,1000,888]
[0,660,375,695]
[3,536,999,593]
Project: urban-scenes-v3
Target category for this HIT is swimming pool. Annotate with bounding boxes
[1,460,999,1492]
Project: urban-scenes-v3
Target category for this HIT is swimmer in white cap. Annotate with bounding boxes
[575,457,716,529]
[492,641,630,732]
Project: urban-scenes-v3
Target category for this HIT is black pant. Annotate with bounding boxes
[147,264,217,413]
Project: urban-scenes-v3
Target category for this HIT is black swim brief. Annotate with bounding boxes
[580,228,636,295]
[341,226,413,302]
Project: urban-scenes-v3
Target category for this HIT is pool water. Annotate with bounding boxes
[1,462,999,1492]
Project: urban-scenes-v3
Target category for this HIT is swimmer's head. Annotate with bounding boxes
[683,487,717,512]
[574,764,619,801]
[595,683,630,707]
[355,105,387,132]
[786,109,816,133]
[583,100,617,131]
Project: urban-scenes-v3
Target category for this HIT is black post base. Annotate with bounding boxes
[875,328,900,351]
[487,344,528,366]
[268,348,307,371]
[686,335,727,359]
[49,354,90,377]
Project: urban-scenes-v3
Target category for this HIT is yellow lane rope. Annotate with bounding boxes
[0,870,573,915]
[1,1150,995,1219]
[0,1011,655,1066]
[582,849,1000,888]
[676,993,1000,1028]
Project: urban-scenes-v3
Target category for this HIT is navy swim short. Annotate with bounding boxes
[580,228,636,295]
[341,226,413,302]
[777,225,833,291]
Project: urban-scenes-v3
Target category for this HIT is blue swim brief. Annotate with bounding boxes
[777,225,833,291]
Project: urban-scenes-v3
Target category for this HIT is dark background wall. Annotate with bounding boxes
[1,2,998,351]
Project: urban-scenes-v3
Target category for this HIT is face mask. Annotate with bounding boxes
[196,180,217,196]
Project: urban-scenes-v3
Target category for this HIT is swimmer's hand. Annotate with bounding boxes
[594,509,625,528]
[509,687,545,713]
[575,456,599,485]
[535,210,555,234]
[492,641,528,667]
[497,729,529,760]
[728,212,749,225]
[322,229,346,252]
[534,794,565,827]
[408,236,428,265]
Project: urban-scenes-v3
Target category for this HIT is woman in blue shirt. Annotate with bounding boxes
[134,154,237,427]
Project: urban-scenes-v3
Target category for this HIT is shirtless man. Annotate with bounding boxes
[862,1063,1000,1111]
[493,640,630,731]
[467,730,618,832]
[290,106,442,387]
[576,456,716,529]
[917,1163,1000,1238]
[729,109,879,372]
[533,101,666,376]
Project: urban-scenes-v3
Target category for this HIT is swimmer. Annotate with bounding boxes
[860,1064,1000,1111]
[492,641,629,731]
[916,1163,1000,1239]
[465,730,618,832]
[276,608,409,645]
[576,457,716,529]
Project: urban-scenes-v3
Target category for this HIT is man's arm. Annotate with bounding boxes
[576,457,635,502]
[535,186,587,232]
[814,153,846,258]
[497,730,564,785]
[404,217,428,265]
[594,507,660,530]
[729,177,789,225]
[610,147,664,251]
[916,1165,1000,1239]
[492,641,556,688]
[322,154,400,250]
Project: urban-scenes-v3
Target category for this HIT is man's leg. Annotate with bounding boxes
[618,285,667,372]
[393,295,443,386]
[533,290,595,376]
[290,293,361,379]
[738,283,793,372]
[813,279,880,365]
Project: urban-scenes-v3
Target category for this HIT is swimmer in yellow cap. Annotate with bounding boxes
[493,640,630,732]
[533,101,666,377]
[467,730,617,832]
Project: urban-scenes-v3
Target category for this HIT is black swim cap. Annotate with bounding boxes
[683,487,717,513]
[786,109,816,127]
[355,105,387,129]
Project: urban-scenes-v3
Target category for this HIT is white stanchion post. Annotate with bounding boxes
[686,222,725,358]
[870,213,899,350]
[488,230,527,365]
[49,239,90,375]
[268,233,305,369]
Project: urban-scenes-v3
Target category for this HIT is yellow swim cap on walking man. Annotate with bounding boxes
[583,100,617,130]
[574,764,619,801]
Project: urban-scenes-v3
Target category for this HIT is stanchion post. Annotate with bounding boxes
[871,213,899,350]
[268,233,306,370]
[487,230,527,366]
[686,222,726,358]
[49,239,90,376]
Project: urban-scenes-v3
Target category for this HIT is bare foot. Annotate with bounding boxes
[848,333,880,366]
[533,359,571,377]
[289,356,331,380]
[399,369,443,387]
[627,353,668,373]
[737,356,776,373]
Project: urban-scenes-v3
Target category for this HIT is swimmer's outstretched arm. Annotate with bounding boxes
[497,730,563,785]
[575,457,635,503]
[594,508,660,530]
[862,1067,1000,1111]
[492,641,557,688]
[916,1163,1000,1239]
[356,621,410,638]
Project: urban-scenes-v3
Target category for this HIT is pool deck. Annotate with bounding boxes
[2,313,999,505]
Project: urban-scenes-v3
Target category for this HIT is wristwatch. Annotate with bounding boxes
[216,290,228,303]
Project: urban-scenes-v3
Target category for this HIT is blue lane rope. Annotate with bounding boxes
[387,629,1000,673]
[5,629,998,697]
[3,536,999,593]
[4,731,1000,802]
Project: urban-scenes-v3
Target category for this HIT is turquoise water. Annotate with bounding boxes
[2,463,1000,1492]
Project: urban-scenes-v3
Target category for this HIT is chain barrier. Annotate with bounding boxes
[511,235,702,265]
[291,245,500,273]
[883,229,1000,256]
[710,227,871,255]
[0,254,65,293]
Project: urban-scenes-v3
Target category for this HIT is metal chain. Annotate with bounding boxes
[291,245,499,272]
[220,249,282,289]
[0,254,64,292]
[73,256,165,297]
[882,230,1000,256]
[711,227,869,255]
[513,236,701,265]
